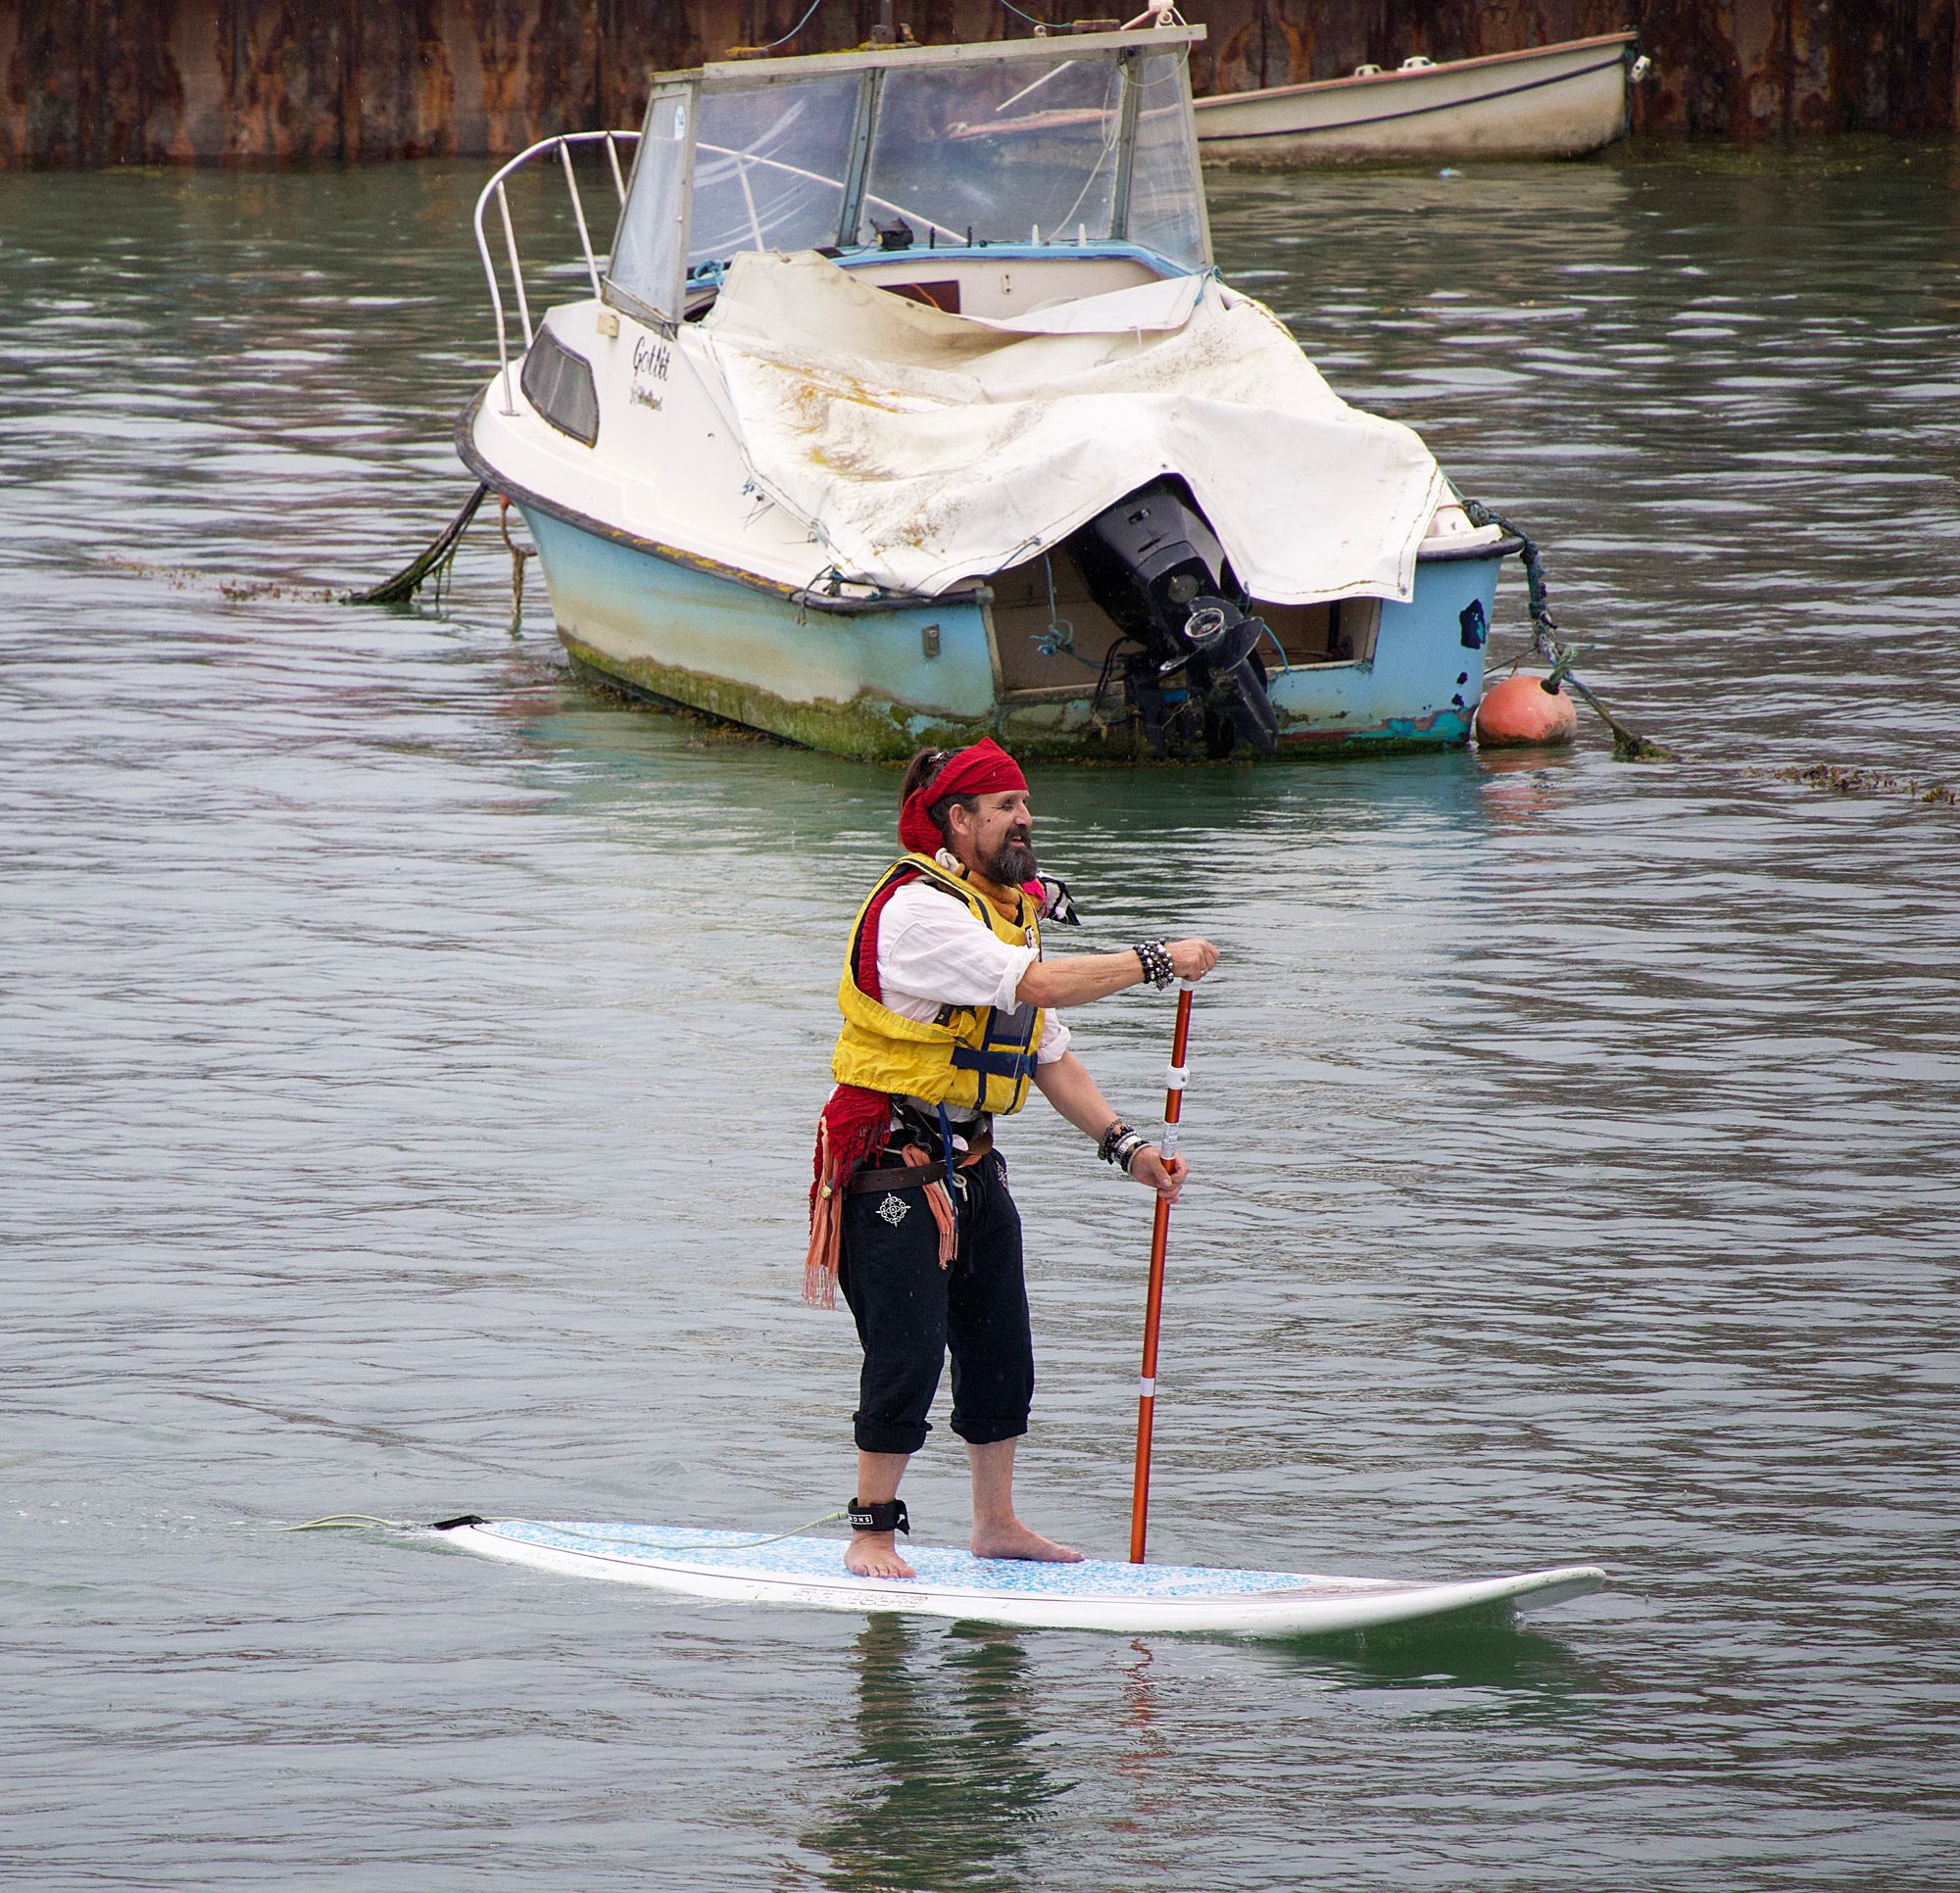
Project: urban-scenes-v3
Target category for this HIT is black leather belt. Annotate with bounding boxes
[847,1129,994,1194]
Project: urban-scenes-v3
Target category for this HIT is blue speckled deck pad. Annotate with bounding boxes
[481,1521,1397,1598]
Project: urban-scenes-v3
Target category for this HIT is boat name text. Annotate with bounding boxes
[631,335,671,413]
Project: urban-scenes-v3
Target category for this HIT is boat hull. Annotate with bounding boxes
[523,504,1501,761]
[1196,33,1638,168]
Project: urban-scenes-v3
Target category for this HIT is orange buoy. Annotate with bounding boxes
[1475,672,1579,748]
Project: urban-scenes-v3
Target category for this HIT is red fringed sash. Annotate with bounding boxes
[804,1085,892,1308]
[806,863,922,1307]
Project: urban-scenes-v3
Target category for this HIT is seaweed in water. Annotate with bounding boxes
[1771,763,1959,808]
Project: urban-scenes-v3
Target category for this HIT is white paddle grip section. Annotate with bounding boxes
[1138,1376,1156,1398]
[1160,1125,1181,1160]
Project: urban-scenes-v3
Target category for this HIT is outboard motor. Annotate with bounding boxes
[1070,480,1280,756]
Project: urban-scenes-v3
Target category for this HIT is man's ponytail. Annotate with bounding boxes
[899,749,951,807]
[899,748,978,848]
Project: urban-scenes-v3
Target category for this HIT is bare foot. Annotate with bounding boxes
[970,1522,1085,1563]
[845,1530,915,1580]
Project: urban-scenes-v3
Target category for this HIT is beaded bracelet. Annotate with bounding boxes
[1098,1120,1151,1175]
[1133,939,1175,990]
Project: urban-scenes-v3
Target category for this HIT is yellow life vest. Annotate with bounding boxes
[832,852,1046,1115]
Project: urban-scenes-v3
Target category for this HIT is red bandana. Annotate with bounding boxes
[897,738,1028,856]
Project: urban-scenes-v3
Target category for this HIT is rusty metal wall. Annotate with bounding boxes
[3,1,1956,165]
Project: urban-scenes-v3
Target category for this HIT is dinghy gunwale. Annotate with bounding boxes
[441,1520,1605,1638]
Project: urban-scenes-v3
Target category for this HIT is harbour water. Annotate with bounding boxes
[4,147,1958,1889]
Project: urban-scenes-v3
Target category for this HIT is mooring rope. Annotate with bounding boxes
[343,482,490,607]
[1463,499,1676,763]
[496,494,535,633]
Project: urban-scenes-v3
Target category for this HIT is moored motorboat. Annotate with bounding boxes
[1195,31,1649,168]
[458,24,1521,761]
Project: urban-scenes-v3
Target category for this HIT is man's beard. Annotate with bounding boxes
[983,829,1038,884]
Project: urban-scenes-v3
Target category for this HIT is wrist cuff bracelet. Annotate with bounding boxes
[1099,1120,1150,1175]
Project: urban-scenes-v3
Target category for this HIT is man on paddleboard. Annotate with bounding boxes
[806,738,1218,1579]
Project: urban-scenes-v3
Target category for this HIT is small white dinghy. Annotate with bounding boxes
[438,1519,1604,1638]
[1194,32,1650,168]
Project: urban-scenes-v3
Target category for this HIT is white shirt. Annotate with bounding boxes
[876,861,1072,1074]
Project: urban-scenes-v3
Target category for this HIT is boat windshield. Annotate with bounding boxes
[1124,54,1208,265]
[607,38,1208,323]
[865,51,1203,258]
[691,73,862,269]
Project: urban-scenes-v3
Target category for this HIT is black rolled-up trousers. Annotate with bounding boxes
[837,1151,1034,1455]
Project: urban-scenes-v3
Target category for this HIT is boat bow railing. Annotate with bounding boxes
[473,129,639,416]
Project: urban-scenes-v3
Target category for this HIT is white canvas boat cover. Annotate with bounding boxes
[699,250,1449,604]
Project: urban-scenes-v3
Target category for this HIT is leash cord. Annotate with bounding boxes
[282,1509,854,1552]
[485,1511,852,1555]
[283,1513,416,1532]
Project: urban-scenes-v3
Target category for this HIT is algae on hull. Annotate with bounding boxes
[562,634,1473,761]
[563,636,977,760]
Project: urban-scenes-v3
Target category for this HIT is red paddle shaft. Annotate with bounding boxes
[1129,984,1194,1565]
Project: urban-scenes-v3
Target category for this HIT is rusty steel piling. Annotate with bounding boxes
[4,2,1957,166]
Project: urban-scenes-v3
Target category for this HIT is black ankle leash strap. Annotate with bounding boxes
[847,1497,909,1535]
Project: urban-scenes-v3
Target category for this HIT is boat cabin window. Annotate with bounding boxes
[606,31,1211,320]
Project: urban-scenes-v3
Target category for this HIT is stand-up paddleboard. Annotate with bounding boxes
[436,1519,1604,1637]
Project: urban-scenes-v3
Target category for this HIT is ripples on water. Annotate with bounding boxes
[2,149,1956,1890]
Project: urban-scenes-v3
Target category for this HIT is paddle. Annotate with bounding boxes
[1129,983,1195,1564]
